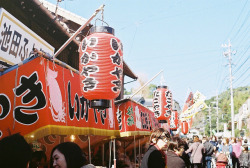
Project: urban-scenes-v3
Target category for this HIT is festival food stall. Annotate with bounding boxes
[0,3,160,167]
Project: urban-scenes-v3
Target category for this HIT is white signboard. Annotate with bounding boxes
[0,8,54,67]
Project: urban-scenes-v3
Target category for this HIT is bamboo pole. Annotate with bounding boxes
[130,69,163,98]
[33,48,79,74]
[88,136,91,164]
[54,4,105,58]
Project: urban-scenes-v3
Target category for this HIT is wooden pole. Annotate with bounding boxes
[130,69,163,98]
[88,136,91,164]
[102,143,105,166]
[54,4,105,58]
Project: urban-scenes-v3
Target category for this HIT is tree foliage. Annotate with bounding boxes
[193,86,250,136]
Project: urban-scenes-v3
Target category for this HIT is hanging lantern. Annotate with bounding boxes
[181,121,189,134]
[153,86,172,123]
[169,110,179,130]
[79,26,123,109]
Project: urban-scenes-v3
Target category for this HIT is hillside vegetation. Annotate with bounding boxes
[193,86,250,136]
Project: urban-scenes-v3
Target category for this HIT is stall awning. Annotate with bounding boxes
[0,56,157,142]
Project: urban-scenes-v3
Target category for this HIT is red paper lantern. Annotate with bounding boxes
[79,26,123,109]
[153,86,172,123]
[169,110,179,130]
[181,121,189,134]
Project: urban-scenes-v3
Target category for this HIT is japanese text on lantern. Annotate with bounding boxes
[80,37,99,92]
[110,38,122,93]
[153,90,161,118]
[164,90,172,118]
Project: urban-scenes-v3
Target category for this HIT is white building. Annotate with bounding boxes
[237,98,250,134]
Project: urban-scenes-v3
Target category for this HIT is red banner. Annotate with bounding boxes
[115,99,159,137]
[0,56,158,142]
[0,57,120,142]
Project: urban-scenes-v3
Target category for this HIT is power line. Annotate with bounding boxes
[233,66,250,84]
[223,0,249,42]
[233,48,250,76]
[231,11,250,41]
[234,73,250,87]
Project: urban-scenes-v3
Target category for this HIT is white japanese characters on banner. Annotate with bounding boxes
[0,8,54,67]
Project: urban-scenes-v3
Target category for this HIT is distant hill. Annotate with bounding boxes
[192,86,250,136]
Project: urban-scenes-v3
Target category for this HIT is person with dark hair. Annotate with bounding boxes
[167,140,186,168]
[239,145,250,168]
[210,135,218,151]
[29,150,48,168]
[50,142,92,168]
[141,128,171,168]
[202,136,214,168]
[0,133,32,168]
[185,135,205,168]
[178,137,191,168]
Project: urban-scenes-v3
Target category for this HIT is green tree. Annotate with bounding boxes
[193,86,250,135]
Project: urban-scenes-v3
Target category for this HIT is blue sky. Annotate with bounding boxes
[46,0,249,107]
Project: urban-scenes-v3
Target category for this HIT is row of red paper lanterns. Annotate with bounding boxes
[153,86,189,134]
[78,26,189,134]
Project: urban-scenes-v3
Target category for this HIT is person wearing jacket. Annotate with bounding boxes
[202,137,214,168]
[167,141,186,168]
[141,128,171,168]
[231,138,241,168]
[185,135,205,168]
[218,137,233,167]
[239,145,250,168]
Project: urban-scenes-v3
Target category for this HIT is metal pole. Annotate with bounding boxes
[208,105,212,137]
[138,139,141,167]
[130,69,163,98]
[222,39,236,137]
[113,139,116,168]
[54,4,105,58]
[216,91,219,133]
[109,141,112,168]
[228,44,235,138]
[134,135,136,168]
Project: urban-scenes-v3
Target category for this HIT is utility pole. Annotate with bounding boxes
[216,91,219,133]
[208,105,212,137]
[222,39,236,137]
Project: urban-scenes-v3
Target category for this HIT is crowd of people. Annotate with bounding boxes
[141,129,250,168]
[0,133,95,168]
[0,131,249,168]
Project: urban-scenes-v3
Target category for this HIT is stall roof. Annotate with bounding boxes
[0,0,137,79]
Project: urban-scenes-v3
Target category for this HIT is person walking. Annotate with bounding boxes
[185,135,205,168]
[210,135,218,152]
[202,137,214,168]
[218,137,232,167]
[167,141,186,168]
[141,128,171,168]
[231,137,241,168]
[239,144,250,168]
